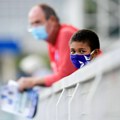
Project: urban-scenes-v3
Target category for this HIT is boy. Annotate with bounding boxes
[69,29,101,69]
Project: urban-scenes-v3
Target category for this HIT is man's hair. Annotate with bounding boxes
[70,29,100,51]
[38,4,59,22]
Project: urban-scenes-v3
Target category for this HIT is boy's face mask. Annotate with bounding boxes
[70,51,95,69]
[28,25,48,40]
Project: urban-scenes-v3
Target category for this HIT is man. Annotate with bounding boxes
[18,4,78,91]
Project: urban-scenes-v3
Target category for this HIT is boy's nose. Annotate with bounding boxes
[75,52,81,55]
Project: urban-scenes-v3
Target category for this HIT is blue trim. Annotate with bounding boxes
[0,37,21,55]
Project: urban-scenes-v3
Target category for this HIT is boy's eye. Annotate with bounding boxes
[78,50,86,54]
[70,49,75,54]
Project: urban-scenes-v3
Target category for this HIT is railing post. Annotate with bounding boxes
[84,67,103,120]
[56,89,65,120]
[68,83,80,120]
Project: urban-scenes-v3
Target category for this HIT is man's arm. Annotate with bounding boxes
[18,27,77,90]
[18,77,45,91]
[44,28,77,86]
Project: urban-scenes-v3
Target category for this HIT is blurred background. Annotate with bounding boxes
[0,0,119,84]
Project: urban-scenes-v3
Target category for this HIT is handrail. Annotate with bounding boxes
[11,47,120,120]
[40,48,120,99]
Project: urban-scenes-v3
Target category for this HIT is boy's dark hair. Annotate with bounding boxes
[70,29,100,51]
[38,4,59,22]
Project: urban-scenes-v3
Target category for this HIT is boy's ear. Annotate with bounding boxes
[91,49,101,60]
[94,49,101,56]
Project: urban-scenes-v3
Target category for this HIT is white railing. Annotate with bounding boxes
[2,47,120,120]
[32,48,120,120]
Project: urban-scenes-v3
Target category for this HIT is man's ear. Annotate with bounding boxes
[46,15,57,30]
[49,15,57,22]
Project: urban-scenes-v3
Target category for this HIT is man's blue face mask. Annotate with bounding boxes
[29,26,48,40]
[70,53,91,69]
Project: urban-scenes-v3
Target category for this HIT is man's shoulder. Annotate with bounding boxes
[56,24,78,44]
[60,24,78,34]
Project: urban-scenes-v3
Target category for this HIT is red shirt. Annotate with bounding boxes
[44,24,78,86]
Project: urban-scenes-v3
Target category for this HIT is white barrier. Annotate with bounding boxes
[32,48,120,120]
